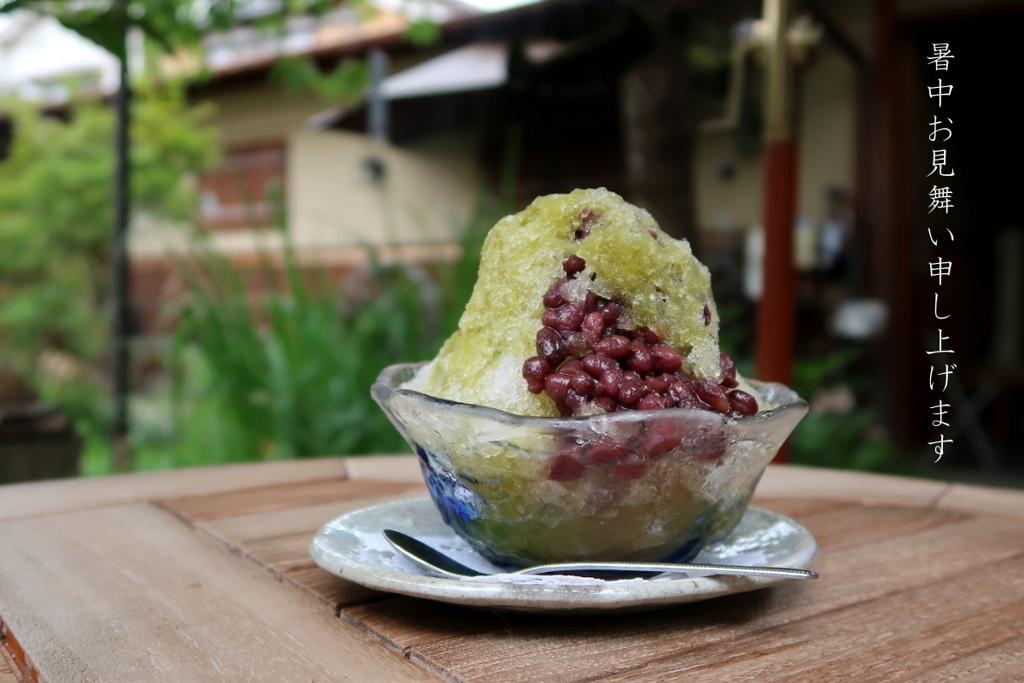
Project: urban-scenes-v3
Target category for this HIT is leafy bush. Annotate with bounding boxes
[130,195,501,468]
[718,304,906,473]
[0,83,217,441]
[787,348,907,473]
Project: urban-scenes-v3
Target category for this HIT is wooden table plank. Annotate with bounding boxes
[889,635,1024,682]
[184,484,427,542]
[342,455,422,483]
[784,503,969,552]
[0,623,30,683]
[0,641,23,683]
[382,513,1024,682]
[337,499,950,659]
[938,482,1024,520]
[591,557,1024,681]
[0,458,348,522]
[158,477,421,523]
[747,496,858,519]
[0,503,438,682]
[757,465,951,506]
[167,482,428,611]
[278,565,386,613]
[2,458,1022,683]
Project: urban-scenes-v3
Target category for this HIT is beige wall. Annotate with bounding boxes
[287,127,480,250]
[130,76,481,260]
[205,79,327,145]
[693,0,867,240]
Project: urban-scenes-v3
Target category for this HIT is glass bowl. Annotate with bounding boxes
[372,362,808,568]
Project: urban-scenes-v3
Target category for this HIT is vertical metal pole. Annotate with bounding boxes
[368,48,389,142]
[111,15,132,472]
[755,0,798,461]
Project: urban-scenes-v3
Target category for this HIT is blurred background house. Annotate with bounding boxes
[1,0,1021,482]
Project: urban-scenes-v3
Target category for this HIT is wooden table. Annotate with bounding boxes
[1,456,1022,682]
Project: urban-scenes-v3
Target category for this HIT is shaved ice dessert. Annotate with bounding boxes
[373,189,807,567]
[404,188,763,418]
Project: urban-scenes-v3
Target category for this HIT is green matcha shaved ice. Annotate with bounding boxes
[405,188,728,416]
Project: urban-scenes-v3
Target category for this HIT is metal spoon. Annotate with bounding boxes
[383,530,818,581]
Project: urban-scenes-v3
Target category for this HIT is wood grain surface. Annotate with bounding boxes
[0,457,349,522]
[1,456,1023,683]
[0,636,22,683]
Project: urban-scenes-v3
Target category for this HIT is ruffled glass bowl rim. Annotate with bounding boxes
[373,361,809,428]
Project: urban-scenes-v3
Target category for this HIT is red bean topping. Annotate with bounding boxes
[619,376,650,406]
[645,373,673,393]
[612,460,648,481]
[564,389,588,412]
[728,390,759,417]
[719,352,739,388]
[703,304,711,326]
[627,339,654,375]
[563,332,589,359]
[569,372,595,396]
[668,381,698,406]
[693,379,730,414]
[542,302,586,333]
[594,334,631,359]
[543,284,567,309]
[560,359,585,375]
[530,274,705,415]
[599,369,622,399]
[563,255,586,277]
[581,353,617,377]
[544,373,571,401]
[536,326,566,364]
[576,210,598,239]
[600,302,621,326]
[585,439,632,465]
[548,451,586,481]
[622,369,643,383]
[637,394,670,410]
[522,356,551,394]
[641,328,661,345]
[581,311,605,346]
[651,345,683,373]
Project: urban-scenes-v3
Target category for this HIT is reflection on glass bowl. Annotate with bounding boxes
[373,362,807,568]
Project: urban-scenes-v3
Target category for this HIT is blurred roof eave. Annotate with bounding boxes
[180,0,570,90]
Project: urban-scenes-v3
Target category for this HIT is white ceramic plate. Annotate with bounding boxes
[309,498,817,613]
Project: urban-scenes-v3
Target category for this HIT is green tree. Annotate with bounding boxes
[0,83,218,442]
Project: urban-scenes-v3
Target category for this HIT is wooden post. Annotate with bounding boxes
[756,0,799,461]
[111,9,132,472]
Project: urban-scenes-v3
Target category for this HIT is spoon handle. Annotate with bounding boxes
[515,561,818,579]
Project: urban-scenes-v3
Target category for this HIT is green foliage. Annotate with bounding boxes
[0,84,218,436]
[786,348,906,473]
[716,310,906,473]
[131,195,503,469]
[270,57,369,105]
[404,19,441,48]
[789,410,899,472]
[4,1,338,59]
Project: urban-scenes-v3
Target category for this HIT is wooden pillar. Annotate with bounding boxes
[755,0,799,461]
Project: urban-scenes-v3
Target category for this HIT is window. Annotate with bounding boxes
[197,140,285,230]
